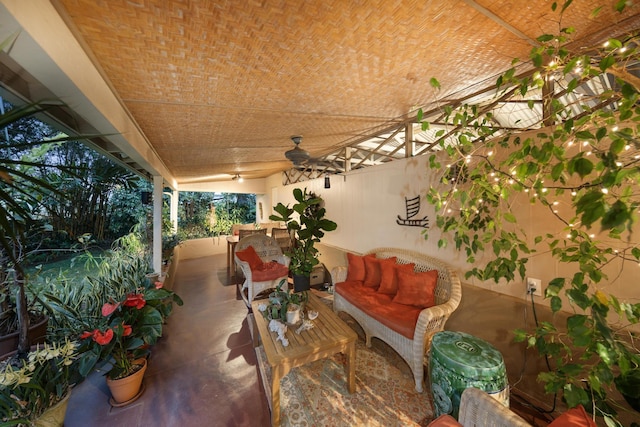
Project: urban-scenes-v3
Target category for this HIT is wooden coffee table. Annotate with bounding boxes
[250,292,357,427]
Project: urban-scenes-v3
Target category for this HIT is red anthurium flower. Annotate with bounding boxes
[80,330,95,339]
[154,281,163,289]
[123,293,146,309]
[122,324,132,337]
[102,302,120,317]
[94,328,114,345]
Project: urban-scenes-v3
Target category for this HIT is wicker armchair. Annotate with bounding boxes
[234,234,290,306]
[332,247,462,392]
[458,388,529,426]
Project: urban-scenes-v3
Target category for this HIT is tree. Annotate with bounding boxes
[420,2,639,424]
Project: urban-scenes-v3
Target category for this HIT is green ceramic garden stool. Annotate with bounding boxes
[429,331,509,419]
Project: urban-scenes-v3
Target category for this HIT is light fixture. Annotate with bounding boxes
[232,173,243,182]
[324,173,330,189]
[285,135,310,165]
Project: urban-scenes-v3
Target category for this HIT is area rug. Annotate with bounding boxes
[255,311,435,427]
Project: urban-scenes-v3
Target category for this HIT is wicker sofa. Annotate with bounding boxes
[331,247,462,392]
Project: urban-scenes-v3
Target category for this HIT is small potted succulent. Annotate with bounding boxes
[264,279,308,324]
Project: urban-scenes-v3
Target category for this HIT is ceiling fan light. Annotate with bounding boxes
[285,135,310,165]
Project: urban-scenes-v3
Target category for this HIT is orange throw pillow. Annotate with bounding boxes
[548,405,596,427]
[393,269,438,308]
[345,253,374,282]
[235,246,263,270]
[378,262,415,295]
[363,256,396,288]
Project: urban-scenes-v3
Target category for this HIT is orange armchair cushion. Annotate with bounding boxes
[235,245,263,270]
[548,405,596,427]
[252,261,289,281]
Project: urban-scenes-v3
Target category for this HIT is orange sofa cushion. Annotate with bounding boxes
[393,269,438,308]
[235,245,263,270]
[378,262,415,295]
[346,253,375,282]
[363,256,396,289]
[335,280,423,339]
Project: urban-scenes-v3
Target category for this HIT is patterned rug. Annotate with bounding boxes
[255,306,435,427]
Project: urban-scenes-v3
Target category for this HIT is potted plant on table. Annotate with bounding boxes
[264,279,308,324]
[0,339,78,427]
[270,188,337,292]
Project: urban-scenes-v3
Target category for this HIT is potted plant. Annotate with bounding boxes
[270,188,337,292]
[264,279,308,323]
[76,289,166,405]
[0,339,78,427]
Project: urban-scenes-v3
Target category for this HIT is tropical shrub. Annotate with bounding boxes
[419,2,639,424]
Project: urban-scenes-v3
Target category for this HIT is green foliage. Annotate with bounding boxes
[37,241,182,379]
[262,279,309,322]
[421,3,640,424]
[0,340,77,425]
[178,191,256,239]
[270,188,337,276]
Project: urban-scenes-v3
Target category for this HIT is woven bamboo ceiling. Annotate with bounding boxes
[3,1,640,186]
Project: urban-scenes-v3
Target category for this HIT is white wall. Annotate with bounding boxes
[269,155,640,317]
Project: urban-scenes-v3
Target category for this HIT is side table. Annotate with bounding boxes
[429,330,509,419]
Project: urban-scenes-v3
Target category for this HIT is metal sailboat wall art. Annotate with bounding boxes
[396,195,429,228]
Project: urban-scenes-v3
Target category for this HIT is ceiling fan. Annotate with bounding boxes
[285,135,310,165]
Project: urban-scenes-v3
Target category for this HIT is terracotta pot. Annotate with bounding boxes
[106,358,147,406]
[0,315,49,358]
[32,390,71,427]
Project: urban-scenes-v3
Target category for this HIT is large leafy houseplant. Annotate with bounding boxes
[270,188,337,283]
[419,1,639,425]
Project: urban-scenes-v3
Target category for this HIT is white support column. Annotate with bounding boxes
[170,189,178,234]
[153,175,163,274]
[405,123,414,158]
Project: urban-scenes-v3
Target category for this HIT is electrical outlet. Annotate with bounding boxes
[526,277,542,297]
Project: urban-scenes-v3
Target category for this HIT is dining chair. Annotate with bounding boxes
[238,227,267,240]
[271,227,293,253]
